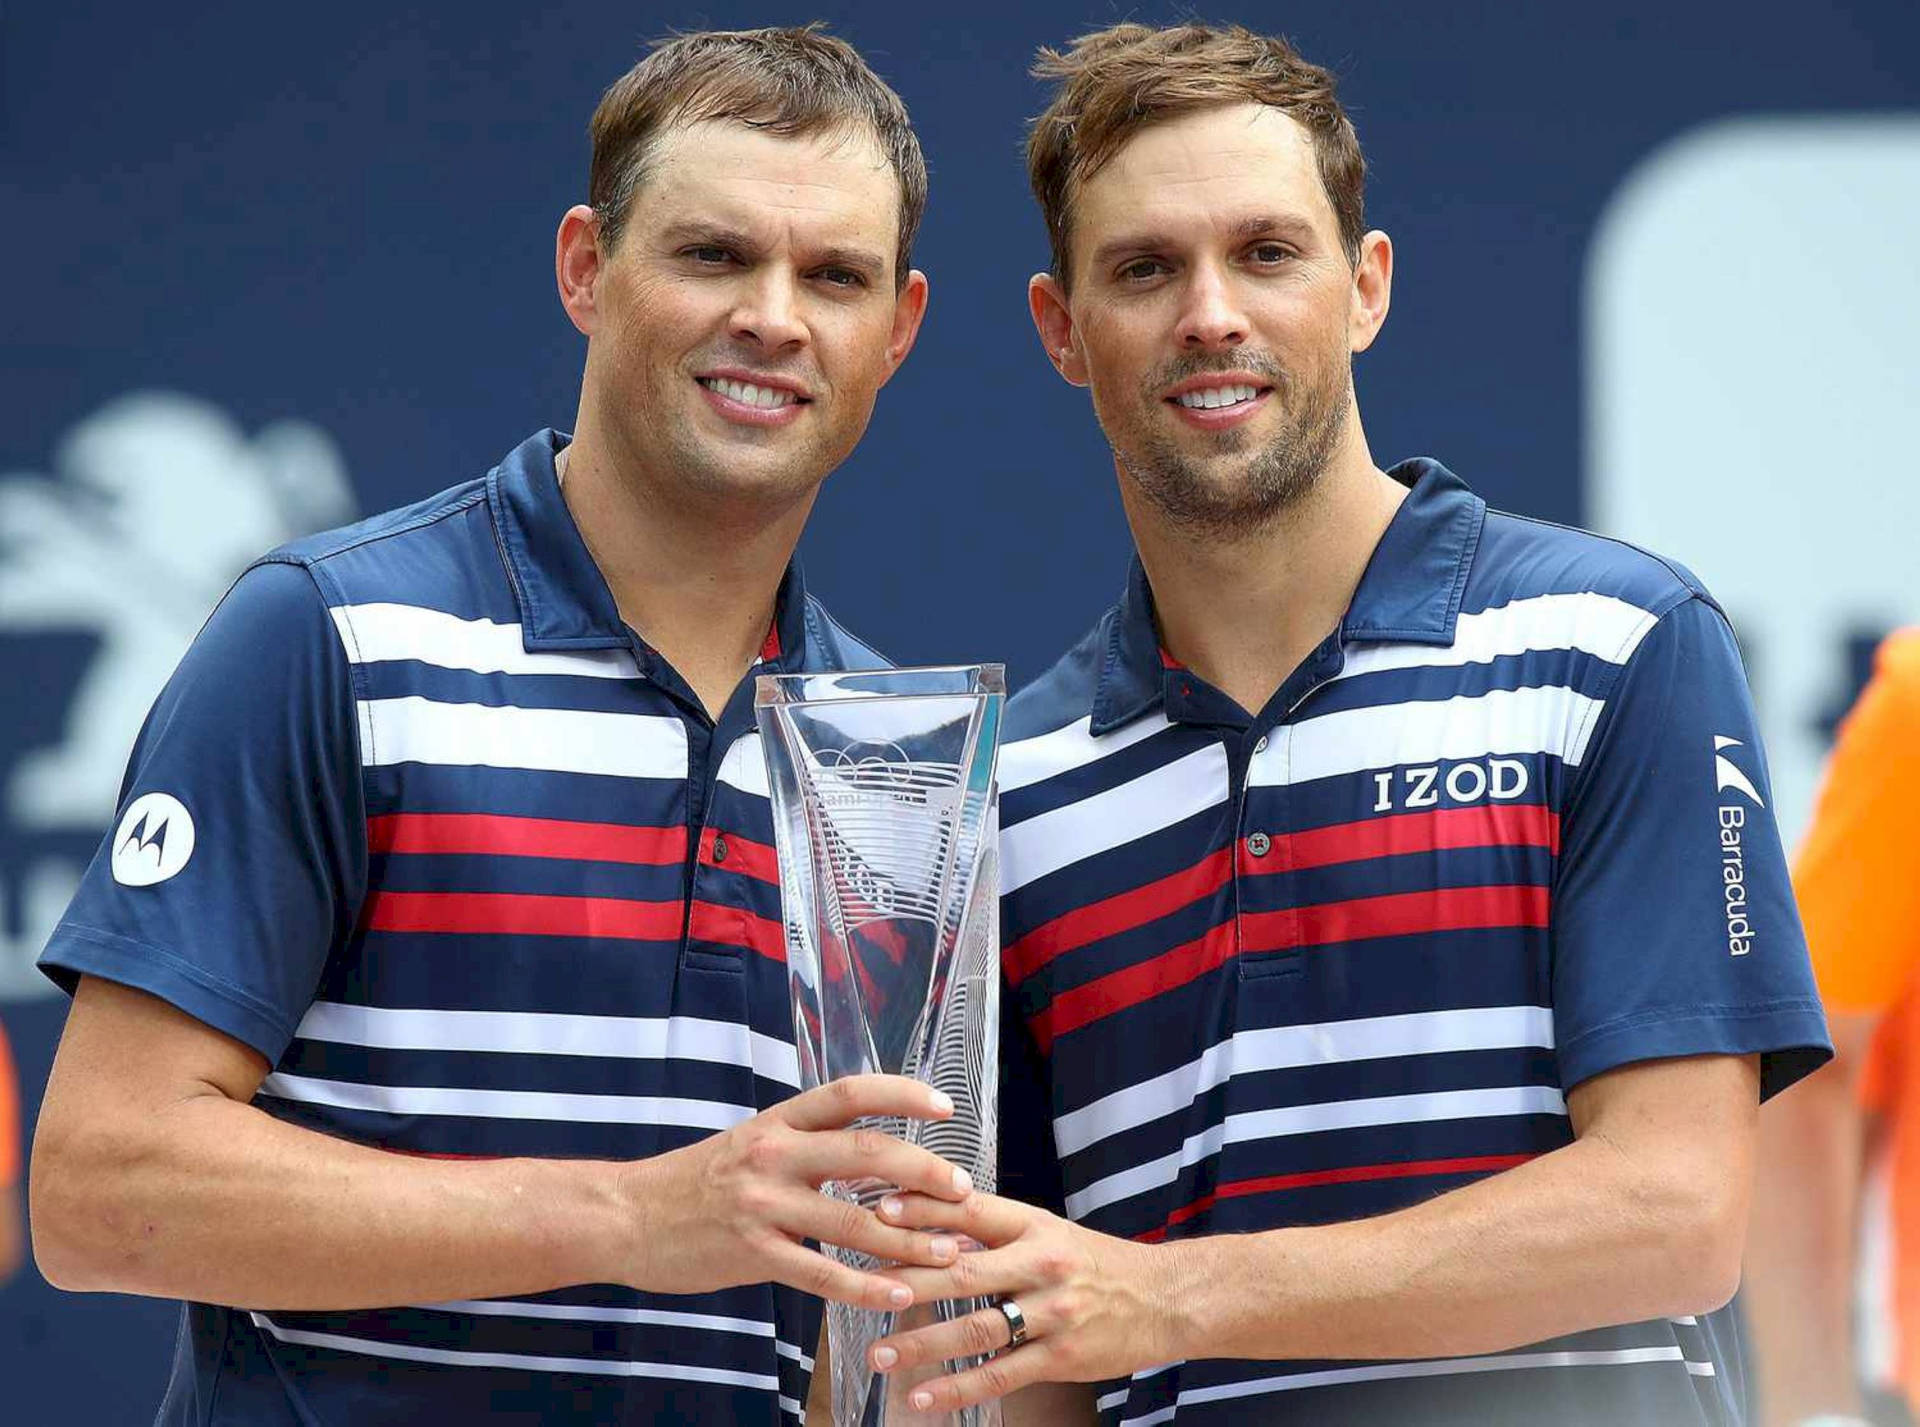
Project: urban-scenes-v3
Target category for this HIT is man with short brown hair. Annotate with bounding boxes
[30,26,967,1424]
[866,22,1829,1425]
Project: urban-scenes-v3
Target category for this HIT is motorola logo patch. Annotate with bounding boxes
[111,793,196,887]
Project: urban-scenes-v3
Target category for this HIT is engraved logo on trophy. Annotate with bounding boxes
[758,667,1004,1427]
[812,741,962,930]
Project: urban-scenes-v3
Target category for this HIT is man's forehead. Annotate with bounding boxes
[649,118,893,201]
[1078,104,1332,233]
[639,118,899,247]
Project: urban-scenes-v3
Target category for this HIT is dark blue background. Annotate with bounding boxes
[4,1,1915,1418]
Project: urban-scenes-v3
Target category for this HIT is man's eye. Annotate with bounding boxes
[685,246,734,265]
[817,268,866,289]
[1118,259,1166,282]
[1249,243,1293,265]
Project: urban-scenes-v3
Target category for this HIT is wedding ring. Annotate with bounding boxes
[997,1297,1030,1348]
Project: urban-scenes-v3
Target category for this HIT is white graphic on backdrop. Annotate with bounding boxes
[0,393,355,997]
[1587,116,1920,854]
[1588,117,1920,1392]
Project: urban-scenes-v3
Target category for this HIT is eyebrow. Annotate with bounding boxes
[657,221,758,252]
[812,245,888,282]
[656,222,887,281]
[1088,213,1321,270]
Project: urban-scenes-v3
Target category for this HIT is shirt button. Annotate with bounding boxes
[1246,832,1272,857]
[711,835,729,864]
[1253,735,1269,753]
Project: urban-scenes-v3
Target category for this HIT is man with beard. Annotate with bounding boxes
[858,22,1830,1427]
[29,27,974,1425]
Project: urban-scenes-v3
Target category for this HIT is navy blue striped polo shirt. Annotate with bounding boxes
[996,459,1829,1426]
[42,430,884,1425]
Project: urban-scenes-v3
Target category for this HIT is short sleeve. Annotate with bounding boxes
[997,973,1067,1216]
[1550,596,1830,1100]
[39,559,367,1063]
[1792,630,1920,1015]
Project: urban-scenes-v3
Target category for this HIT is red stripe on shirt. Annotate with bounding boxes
[1032,920,1237,1050]
[363,890,683,941]
[368,813,686,866]
[702,827,779,885]
[1285,804,1561,871]
[1034,884,1548,1047]
[1005,848,1233,987]
[1243,884,1551,953]
[688,899,787,963]
[1137,1152,1537,1242]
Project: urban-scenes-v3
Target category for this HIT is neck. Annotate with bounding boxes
[1123,412,1406,718]
[560,420,812,720]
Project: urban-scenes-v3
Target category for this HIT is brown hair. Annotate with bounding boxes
[1027,23,1366,285]
[589,25,927,285]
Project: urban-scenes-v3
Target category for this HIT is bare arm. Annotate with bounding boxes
[0,1181,21,1284]
[1746,1011,1879,1427]
[31,976,971,1311]
[868,1054,1758,1410]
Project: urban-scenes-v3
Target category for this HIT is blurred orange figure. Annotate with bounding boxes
[1751,629,1920,1427]
[0,1018,21,1282]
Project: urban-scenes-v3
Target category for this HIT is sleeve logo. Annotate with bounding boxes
[1713,737,1760,956]
[1712,735,1765,807]
[110,793,196,886]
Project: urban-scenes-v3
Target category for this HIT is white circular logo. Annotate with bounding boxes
[110,792,196,887]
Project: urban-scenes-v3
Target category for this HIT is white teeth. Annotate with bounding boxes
[1175,383,1259,410]
[701,378,799,409]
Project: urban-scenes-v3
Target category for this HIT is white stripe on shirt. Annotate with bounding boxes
[293,1003,800,1088]
[1054,1006,1556,1156]
[356,696,688,779]
[248,1312,779,1390]
[331,603,639,678]
[1251,683,1604,788]
[1067,1084,1567,1220]
[1002,743,1230,893]
[1000,713,1176,794]
[1105,1346,1693,1423]
[1335,592,1660,681]
[256,1073,755,1130]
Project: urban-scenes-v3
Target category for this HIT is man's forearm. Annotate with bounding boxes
[1747,1047,1873,1425]
[34,1087,628,1309]
[1164,1121,1744,1363]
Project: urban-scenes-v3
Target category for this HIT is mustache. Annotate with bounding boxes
[1144,351,1288,392]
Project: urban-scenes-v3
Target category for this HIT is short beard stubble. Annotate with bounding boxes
[1115,348,1350,540]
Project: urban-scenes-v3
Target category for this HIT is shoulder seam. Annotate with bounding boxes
[1488,508,1717,611]
[274,486,491,570]
[1564,593,1723,810]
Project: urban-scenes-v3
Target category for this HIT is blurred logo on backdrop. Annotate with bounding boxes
[1587,115,1920,856]
[0,393,355,1000]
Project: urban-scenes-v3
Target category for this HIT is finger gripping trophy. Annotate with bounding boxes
[757,666,1004,1427]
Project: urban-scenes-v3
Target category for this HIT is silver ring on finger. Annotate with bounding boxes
[996,1297,1030,1349]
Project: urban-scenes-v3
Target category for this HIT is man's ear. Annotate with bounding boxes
[1028,273,1089,387]
[1349,229,1393,355]
[875,268,931,388]
[556,205,604,337]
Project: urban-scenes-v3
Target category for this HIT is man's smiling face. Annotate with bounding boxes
[1053,103,1363,533]
[582,118,925,508]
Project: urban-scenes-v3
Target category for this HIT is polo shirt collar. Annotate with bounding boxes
[1088,457,1486,735]
[486,428,810,670]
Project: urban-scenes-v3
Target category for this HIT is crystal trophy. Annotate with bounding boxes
[757,665,1004,1427]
